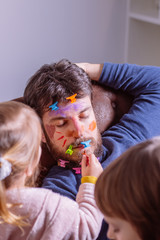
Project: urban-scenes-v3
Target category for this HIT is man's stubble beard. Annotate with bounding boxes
[43,128,103,168]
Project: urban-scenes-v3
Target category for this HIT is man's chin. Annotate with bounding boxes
[66,152,83,163]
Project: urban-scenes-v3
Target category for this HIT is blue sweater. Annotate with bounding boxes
[42,62,160,239]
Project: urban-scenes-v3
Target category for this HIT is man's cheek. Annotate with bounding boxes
[89,120,97,131]
[45,124,55,139]
[56,131,68,148]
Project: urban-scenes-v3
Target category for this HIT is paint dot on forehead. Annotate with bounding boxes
[49,102,84,117]
[73,102,84,111]
[48,109,66,118]
[45,124,55,139]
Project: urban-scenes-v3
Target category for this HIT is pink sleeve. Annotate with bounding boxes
[40,183,103,240]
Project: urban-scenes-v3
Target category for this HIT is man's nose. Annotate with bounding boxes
[70,118,83,138]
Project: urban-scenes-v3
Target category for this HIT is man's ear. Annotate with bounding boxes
[42,131,46,143]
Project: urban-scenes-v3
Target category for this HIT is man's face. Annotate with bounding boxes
[42,96,102,163]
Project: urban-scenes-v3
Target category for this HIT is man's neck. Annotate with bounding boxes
[57,159,81,174]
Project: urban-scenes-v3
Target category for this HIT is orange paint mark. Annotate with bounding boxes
[66,93,77,103]
[89,120,96,131]
[81,125,85,132]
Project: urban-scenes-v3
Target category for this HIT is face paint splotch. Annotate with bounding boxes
[48,102,84,117]
[66,93,77,103]
[81,125,85,133]
[45,124,55,139]
[80,139,91,148]
[72,167,81,174]
[56,132,67,147]
[65,145,73,155]
[57,136,64,140]
[49,101,59,111]
[89,120,96,131]
[58,159,69,167]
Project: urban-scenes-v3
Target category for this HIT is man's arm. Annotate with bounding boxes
[78,62,160,170]
[79,62,160,138]
[100,63,160,168]
[76,63,103,81]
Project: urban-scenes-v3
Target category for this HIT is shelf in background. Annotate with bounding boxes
[125,0,160,66]
[129,12,160,25]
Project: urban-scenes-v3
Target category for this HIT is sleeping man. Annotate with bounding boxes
[24,59,160,240]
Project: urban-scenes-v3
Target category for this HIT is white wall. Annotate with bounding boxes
[0,0,126,101]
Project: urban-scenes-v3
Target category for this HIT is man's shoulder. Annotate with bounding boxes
[46,165,81,179]
[42,166,81,200]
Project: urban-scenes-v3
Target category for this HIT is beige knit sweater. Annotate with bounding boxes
[0,183,102,240]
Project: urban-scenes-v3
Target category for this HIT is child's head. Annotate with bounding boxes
[0,101,42,226]
[95,136,160,240]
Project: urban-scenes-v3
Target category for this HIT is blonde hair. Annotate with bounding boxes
[95,137,160,240]
[0,101,42,228]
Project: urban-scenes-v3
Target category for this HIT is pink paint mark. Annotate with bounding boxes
[72,167,81,174]
[62,139,67,147]
[56,131,62,134]
[57,136,64,140]
[45,124,55,139]
[58,159,69,167]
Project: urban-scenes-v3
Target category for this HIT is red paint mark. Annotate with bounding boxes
[57,136,64,140]
[86,156,89,166]
[62,139,67,147]
[56,131,67,147]
[89,120,96,131]
[45,124,55,139]
[83,151,89,166]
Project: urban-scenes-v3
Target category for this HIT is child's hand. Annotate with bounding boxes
[81,154,103,178]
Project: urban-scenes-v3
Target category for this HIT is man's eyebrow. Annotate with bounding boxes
[49,116,66,122]
[49,106,91,122]
[80,106,91,113]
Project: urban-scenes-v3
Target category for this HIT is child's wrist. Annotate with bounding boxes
[81,176,97,184]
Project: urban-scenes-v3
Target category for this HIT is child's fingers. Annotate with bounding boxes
[81,155,87,168]
[88,154,98,166]
[81,153,103,178]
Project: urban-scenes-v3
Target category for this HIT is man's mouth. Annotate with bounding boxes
[72,144,84,150]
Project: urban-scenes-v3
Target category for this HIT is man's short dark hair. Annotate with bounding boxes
[24,59,92,117]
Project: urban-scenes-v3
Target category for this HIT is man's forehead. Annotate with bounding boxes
[46,96,92,119]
